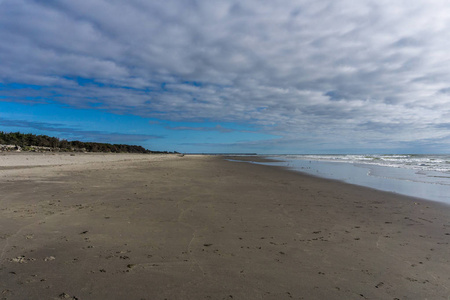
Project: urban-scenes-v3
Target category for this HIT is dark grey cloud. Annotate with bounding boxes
[0,117,161,143]
[1,0,450,151]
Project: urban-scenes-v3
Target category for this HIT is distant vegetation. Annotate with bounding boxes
[0,131,175,154]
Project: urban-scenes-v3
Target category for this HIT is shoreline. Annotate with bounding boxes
[238,160,450,208]
[226,155,446,207]
[228,155,450,206]
[1,154,449,299]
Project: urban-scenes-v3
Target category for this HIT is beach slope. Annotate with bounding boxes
[1,154,449,299]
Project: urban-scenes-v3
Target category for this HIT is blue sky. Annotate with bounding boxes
[1,0,450,154]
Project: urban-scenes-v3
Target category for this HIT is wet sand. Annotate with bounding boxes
[1,153,449,299]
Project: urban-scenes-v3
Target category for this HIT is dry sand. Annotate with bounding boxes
[0,153,449,299]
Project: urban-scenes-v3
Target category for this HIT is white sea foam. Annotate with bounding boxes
[277,154,450,173]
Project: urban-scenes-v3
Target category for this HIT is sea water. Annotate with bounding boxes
[259,154,450,205]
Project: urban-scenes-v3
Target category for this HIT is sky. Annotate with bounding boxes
[1,0,450,154]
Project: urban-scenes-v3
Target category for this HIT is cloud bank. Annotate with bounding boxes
[1,0,450,152]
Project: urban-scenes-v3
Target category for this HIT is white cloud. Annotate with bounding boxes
[1,0,450,151]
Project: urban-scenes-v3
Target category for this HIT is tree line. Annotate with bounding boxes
[0,131,174,154]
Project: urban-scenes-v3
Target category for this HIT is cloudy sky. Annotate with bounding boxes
[1,0,450,153]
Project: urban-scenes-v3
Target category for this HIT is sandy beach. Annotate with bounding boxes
[1,153,449,299]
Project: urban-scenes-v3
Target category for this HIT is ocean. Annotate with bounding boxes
[258,154,450,205]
